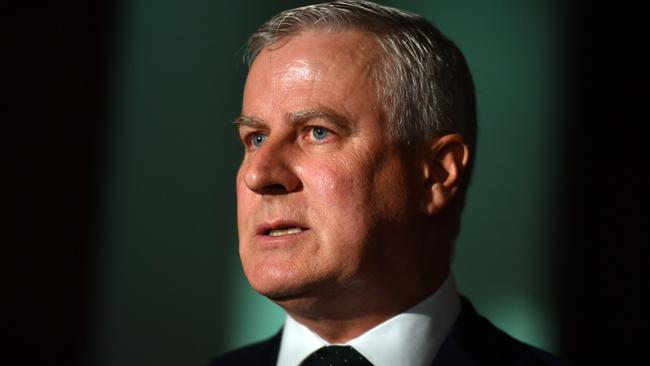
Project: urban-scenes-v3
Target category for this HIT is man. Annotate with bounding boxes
[211,1,562,365]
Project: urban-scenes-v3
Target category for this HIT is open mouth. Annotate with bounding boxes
[258,221,308,238]
[265,226,305,237]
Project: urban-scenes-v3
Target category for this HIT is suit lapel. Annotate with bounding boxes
[431,297,551,366]
[431,298,482,366]
[260,329,283,366]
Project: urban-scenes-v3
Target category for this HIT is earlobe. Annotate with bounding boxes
[420,134,469,215]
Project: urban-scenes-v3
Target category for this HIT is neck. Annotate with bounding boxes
[291,310,396,343]
[277,265,449,343]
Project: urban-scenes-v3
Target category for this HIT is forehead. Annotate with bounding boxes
[243,31,381,119]
[252,30,378,71]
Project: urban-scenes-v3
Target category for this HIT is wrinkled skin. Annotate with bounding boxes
[236,31,456,341]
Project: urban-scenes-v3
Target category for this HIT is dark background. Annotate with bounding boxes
[7,0,646,365]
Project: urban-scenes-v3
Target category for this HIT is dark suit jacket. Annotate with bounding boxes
[209,298,563,365]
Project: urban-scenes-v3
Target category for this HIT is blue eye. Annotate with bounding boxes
[250,133,267,148]
[311,127,329,140]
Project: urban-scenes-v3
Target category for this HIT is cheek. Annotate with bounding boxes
[303,148,410,229]
[300,156,361,208]
[235,168,253,228]
[299,155,374,244]
[235,168,246,202]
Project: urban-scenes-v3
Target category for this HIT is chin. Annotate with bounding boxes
[250,279,323,306]
[249,277,302,299]
[245,261,304,296]
[244,260,331,304]
[256,283,328,316]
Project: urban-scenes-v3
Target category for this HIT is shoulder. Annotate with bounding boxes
[207,331,282,366]
[434,297,566,366]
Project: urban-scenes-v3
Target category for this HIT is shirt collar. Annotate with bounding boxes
[276,274,460,366]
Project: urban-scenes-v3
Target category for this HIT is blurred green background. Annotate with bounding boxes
[89,0,567,365]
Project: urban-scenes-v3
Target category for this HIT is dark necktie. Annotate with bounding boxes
[300,345,374,366]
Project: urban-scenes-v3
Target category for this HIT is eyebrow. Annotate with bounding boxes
[287,107,355,133]
[233,107,356,133]
[232,115,266,129]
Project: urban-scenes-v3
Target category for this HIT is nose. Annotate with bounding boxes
[242,140,301,194]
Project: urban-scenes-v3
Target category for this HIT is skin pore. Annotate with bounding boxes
[236,30,468,342]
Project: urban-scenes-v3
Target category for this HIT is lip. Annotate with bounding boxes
[254,220,311,249]
[256,220,309,236]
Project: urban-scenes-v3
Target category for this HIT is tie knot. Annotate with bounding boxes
[300,345,373,366]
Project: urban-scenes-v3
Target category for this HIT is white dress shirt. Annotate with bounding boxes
[276,275,461,366]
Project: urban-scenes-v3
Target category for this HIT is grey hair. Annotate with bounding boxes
[244,0,477,157]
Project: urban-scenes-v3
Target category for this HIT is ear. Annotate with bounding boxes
[420,134,470,215]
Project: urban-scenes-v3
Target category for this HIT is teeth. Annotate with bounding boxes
[268,227,303,237]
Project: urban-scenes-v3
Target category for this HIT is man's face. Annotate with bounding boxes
[236,31,422,303]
